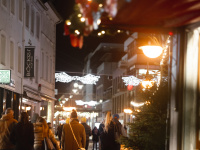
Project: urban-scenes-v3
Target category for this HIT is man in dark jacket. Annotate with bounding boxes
[0,108,18,150]
[57,123,63,148]
[81,117,91,150]
[112,114,123,150]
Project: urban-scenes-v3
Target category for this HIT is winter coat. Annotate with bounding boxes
[92,128,100,142]
[61,119,86,150]
[81,123,91,141]
[100,121,120,150]
[0,113,18,150]
[10,122,34,150]
[33,122,60,150]
[56,124,63,141]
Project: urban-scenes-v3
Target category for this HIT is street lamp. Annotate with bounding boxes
[139,46,163,58]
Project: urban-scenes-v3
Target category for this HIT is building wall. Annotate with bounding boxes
[0,0,60,123]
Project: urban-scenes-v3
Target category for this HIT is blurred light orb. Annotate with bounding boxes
[141,80,154,89]
[139,46,163,58]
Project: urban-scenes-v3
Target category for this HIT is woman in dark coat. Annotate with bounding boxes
[10,112,34,150]
[100,112,118,150]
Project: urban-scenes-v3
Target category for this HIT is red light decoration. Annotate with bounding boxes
[127,85,133,91]
[169,31,173,36]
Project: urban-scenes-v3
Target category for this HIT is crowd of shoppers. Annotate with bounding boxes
[0,108,126,150]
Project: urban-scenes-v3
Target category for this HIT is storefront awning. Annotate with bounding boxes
[23,91,42,102]
[102,0,200,33]
[41,94,57,101]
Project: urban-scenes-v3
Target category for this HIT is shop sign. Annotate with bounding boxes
[0,70,11,84]
[24,47,34,77]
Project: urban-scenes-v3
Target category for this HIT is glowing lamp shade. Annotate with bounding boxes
[139,46,163,58]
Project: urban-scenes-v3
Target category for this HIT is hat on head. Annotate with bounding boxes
[70,109,77,118]
[113,114,119,119]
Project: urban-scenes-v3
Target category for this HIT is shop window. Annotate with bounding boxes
[2,0,7,7]
[26,3,29,28]
[31,8,34,34]
[18,0,23,21]
[50,59,52,83]
[10,41,14,69]
[10,0,15,15]
[36,12,40,39]
[42,52,45,79]
[18,46,21,73]
[46,56,48,81]
[35,59,39,83]
[1,34,6,65]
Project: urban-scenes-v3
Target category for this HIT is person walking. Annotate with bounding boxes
[10,112,34,150]
[92,126,99,150]
[0,108,18,150]
[100,111,117,150]
[98,120,105,150]
[112,114,126,150]
[56,123,63,148]
[61,109,86,150]
[81,117,91,150]
[34,117,60,150]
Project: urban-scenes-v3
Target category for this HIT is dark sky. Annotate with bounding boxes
[52,0,129,96]
[52,0,128,75]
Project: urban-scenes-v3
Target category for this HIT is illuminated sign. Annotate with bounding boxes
[0,70,11,84]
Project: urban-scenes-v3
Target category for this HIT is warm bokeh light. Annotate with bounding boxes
[63,107,76,111]
[80,17,85,22]
[124,109,133,114]
[77,14,82,17]
[66,20,71,25]
[139,46,163,58]
[131,101,145,107]
[97,19,101,25]
[141,80,154,88]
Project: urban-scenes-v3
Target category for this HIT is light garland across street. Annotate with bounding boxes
[55,72,100,85]
[122,76,142,86]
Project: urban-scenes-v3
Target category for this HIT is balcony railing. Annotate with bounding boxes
[118,60,128,68]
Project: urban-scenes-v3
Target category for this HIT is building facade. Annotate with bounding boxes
[0,0,61,123]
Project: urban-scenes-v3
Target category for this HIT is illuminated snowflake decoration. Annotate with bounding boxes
[122,76,142,86]
[55,72,100,85]
[77,74,100,85]
[55,72,76,83]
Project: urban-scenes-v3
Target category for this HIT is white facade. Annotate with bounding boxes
[0,0,61,123]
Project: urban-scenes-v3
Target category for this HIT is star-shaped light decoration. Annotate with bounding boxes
[122,76,142,86]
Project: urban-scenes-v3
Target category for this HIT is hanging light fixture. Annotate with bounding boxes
[139,46,163,58]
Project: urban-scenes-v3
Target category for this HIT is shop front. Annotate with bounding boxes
[169,24,200,150]
[0,84,20,120]
[22,88,56,123]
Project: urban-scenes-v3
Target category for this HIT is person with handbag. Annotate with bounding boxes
[61,109,86,150]
[34,117,60,150]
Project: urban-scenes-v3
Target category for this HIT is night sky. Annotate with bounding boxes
[52,0,128,96]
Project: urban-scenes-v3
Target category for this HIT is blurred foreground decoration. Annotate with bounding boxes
[64,0,200,48]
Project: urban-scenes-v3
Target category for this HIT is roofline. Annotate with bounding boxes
[47,1,63,23]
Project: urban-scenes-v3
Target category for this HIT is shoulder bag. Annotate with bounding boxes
[69,123,86,150]
[44,129,56,150]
